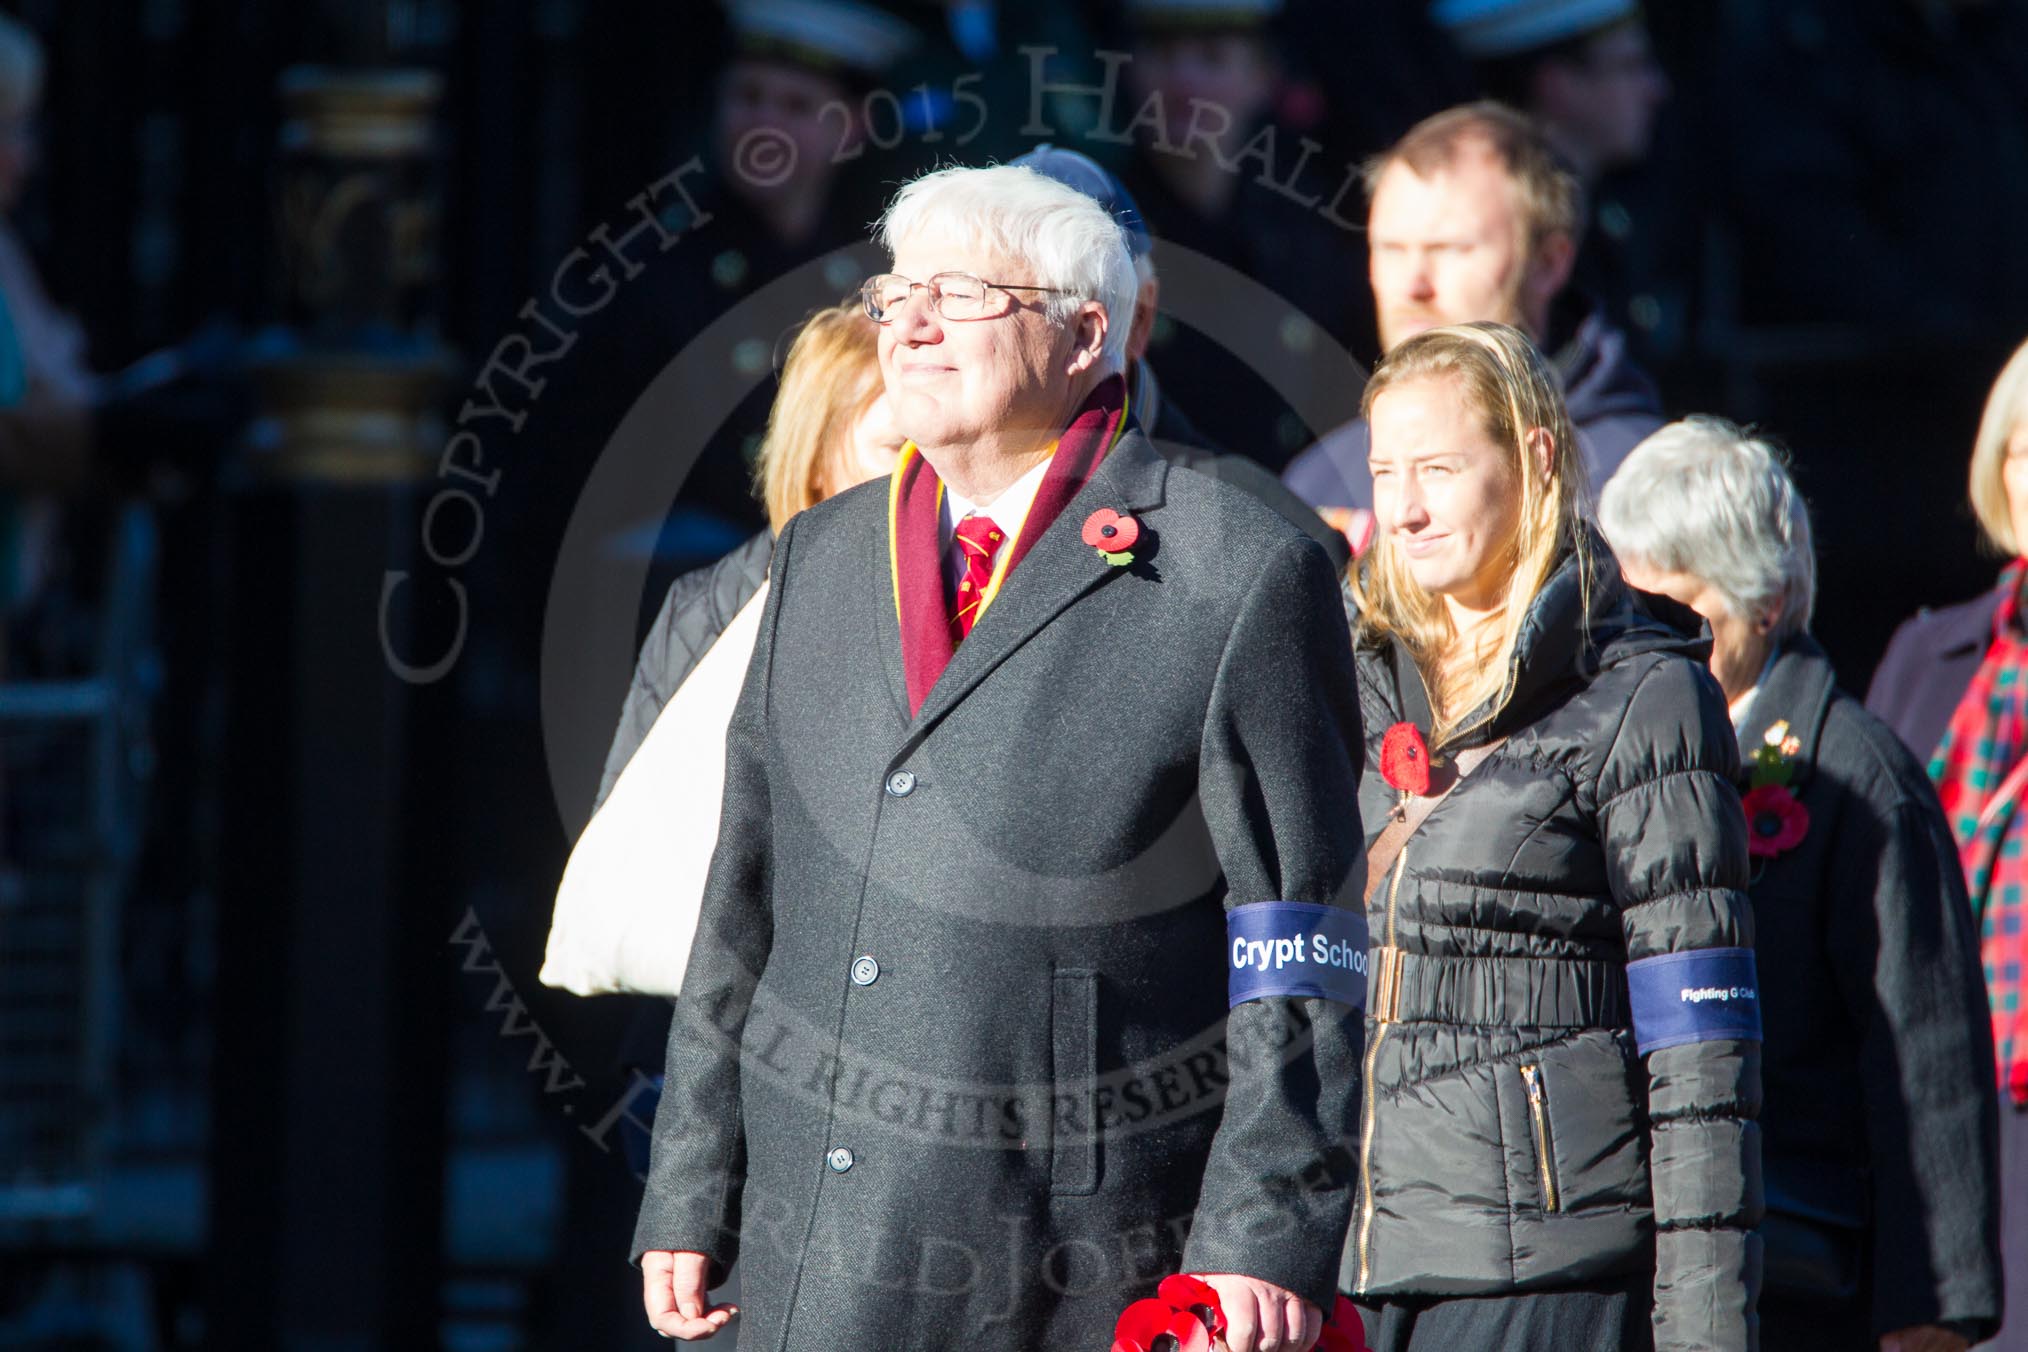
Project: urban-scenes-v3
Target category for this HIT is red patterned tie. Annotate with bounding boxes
[950,513,1005,641]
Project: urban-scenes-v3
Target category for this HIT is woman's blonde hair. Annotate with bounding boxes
[755,300,883,531]
[1347,321,1595,741]
[1968,336,2028,555]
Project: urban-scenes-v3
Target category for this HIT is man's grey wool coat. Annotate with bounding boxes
[630,428,1369,1349]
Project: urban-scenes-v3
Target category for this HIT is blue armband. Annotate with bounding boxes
[1626,947,1762,1055]
[1227,901,1369,1009]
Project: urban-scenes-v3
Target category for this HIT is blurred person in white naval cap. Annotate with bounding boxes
[1430,0,1667,185]
[1428,0,1690,369]
[505,0,918,676]
[712,0,917,249]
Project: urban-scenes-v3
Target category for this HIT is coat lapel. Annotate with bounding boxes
[1933,587,2005,659]
[870,499,915,722]
[889,431,1168,760]
[1736,635,1839,792]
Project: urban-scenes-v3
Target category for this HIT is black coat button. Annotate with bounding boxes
[885,770,916,797]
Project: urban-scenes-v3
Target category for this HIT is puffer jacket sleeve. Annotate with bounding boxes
[1593,657,1763,1352]
[1181,534,1368,1309]
[626,520,795,1274]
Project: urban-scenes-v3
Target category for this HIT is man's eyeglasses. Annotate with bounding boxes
[861,272,1070,324]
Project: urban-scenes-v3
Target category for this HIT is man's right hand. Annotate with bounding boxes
[642,1250,738,1341]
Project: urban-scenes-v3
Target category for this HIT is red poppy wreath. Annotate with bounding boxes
[1110,1278,1369,1352]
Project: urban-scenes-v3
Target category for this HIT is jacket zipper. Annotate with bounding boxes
[1351,641,1527,1290]
[1520,1063,1559,1212]
[1355,833,1408,1292]
[1353,646,1511,1293]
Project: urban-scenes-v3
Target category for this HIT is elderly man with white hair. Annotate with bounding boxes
[630,163,1368,1350]
[1601,418,2003,1352]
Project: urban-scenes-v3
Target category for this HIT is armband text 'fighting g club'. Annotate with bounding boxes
[1626,947,1762,1055]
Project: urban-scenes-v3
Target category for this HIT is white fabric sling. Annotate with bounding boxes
[538,580,769,997]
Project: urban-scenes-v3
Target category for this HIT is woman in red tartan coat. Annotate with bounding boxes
[1868,337,2028,1351]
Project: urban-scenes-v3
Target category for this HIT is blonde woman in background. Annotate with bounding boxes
[1867,336,2028,1352]
[540,298,900,1027]
[588,299,897,810]
[1343,322,1757,1350]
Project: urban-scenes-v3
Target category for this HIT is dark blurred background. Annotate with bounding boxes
[0,0,2022,1348]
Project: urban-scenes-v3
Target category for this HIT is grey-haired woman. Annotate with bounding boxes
[1601,417,2002,1352]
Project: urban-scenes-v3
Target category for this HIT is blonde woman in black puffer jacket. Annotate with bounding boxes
[1342,322,1761,1352]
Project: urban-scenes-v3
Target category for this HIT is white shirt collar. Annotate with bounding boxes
[938,454,1054,554]
[1727,648,1783,733]
[1726,684,1760,732]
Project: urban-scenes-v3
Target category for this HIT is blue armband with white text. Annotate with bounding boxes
[1626,947,1762,1055]
[1227,901,1369,1009]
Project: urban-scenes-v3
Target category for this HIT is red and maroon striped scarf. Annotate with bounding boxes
[887,374,1129,716]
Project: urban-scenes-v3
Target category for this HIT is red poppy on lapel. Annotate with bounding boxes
[1742,783,1809,858]
[1111,1298,1212,1352]
[1380,721,1431,796]
[1082,506,1142,565]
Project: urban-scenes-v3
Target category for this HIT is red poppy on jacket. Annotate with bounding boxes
[1112,1297,1211,1352]
[1082,507,1142,554]
[1741,783,1810,858]
[1155,1274,1226,1339]
[1380,721,1432,795]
